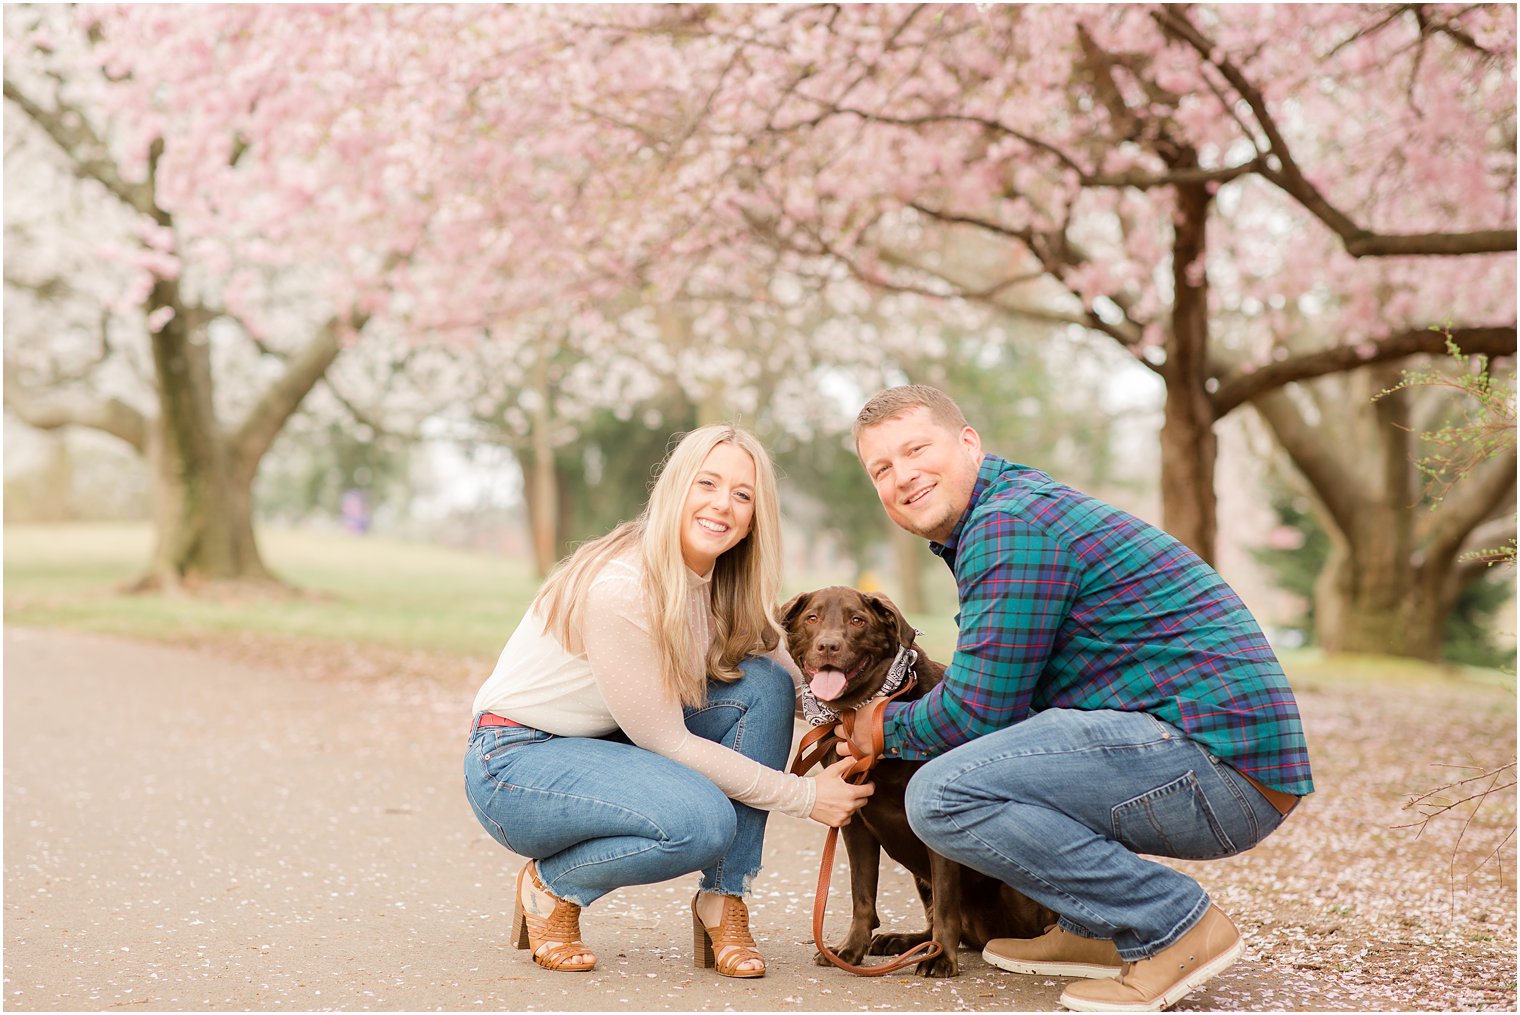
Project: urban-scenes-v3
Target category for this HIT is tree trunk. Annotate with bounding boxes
[519,347,561,579]
[553,456,580,564]
[1254,368,1513,662]
[523,437,559,580]
[9,314,337,591]
[142,438,272,589]
[1314,541,1450,659]
[7,74,346,593]
[1313,368,1427,655]
[138,280,272,589]
[889,520,926,615]
[1158,182,1219,563]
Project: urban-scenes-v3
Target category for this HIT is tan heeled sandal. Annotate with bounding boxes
[692,893,766,978]
[512,861,596,972]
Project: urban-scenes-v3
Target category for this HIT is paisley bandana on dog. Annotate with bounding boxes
[801,640,919,727]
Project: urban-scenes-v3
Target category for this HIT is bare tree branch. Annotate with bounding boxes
[227,319,352,475]
[1152,7,1517,257]
[1404,761,1518,808]
[901,200,1156,347]
[320,376,424,444]
[1212,326,1518,415]
[3,76,166,225]
[1451,515,1517,585]
[1396,763,1517,884]
[1417,448,1517,566]
[4,370,149,451]
[1327,4,1412,58]
[1251,386,1366,536]
[1085,161,1261,190]
[1411,4,1503,59]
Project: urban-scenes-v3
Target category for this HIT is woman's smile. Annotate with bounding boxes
[680,443,756,574]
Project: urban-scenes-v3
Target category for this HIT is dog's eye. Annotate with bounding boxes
[850,616,866,627]
[804,613,819,625]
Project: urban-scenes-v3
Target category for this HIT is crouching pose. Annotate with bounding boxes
[465,425,872,977]
[843,386,1312,1012]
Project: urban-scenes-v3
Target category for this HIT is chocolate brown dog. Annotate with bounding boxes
[781,586,1056,977]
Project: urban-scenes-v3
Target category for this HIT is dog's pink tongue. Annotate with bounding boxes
[809,668,849,702]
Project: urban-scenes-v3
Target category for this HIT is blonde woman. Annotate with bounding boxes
[464,424,872,978]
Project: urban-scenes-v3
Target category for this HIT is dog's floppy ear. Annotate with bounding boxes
[779,591,812,632]
[863,591,917,647]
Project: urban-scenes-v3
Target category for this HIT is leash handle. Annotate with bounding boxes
[790,672,944,976]
[789,722,838,777]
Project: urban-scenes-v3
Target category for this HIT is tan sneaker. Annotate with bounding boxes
[1058,905,1243,1012]
[982,924,1123,979]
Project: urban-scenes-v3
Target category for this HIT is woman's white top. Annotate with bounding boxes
[472,551,816,819]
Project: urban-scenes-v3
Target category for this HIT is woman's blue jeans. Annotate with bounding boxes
[464,656,795,907]
[904,708,1290,961]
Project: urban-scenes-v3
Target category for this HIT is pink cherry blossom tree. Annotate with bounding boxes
[8,4,1513,659]
[555,2,1515,655]
[562,4,1512,528]
[3,5,666,588]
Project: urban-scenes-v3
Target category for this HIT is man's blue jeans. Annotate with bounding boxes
[463,656,794,907]
[904,708,1289,961]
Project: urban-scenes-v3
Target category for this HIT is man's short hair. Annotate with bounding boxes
[852,385,969,449]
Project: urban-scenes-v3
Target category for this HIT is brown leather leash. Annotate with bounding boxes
[789,673,942,976]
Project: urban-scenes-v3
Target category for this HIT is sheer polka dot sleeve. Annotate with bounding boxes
[581,572,815,820]
[764,638,806,719]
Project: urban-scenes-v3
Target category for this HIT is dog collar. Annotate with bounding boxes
[801,637,920,728]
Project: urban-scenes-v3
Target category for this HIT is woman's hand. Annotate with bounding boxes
[808,756,875,827]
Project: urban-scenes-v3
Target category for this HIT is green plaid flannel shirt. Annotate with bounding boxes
[882,455,1314,796]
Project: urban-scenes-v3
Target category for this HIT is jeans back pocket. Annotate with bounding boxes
[1111,770,1237,860]
[472,725,554,765]
[464,726,554,852]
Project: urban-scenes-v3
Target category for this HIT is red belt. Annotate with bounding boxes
[473,712,526,730]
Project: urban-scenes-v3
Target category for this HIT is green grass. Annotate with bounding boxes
[1275,645,1516,696]
[4,522,540,656]
[5,521,1513,695]
[2,521,961,661]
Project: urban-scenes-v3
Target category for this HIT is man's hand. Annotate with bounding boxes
[841,696,889,761]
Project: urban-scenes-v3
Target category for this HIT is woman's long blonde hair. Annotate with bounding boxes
[533,424,785,708]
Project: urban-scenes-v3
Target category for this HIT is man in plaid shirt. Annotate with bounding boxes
[845,385,1312,1012]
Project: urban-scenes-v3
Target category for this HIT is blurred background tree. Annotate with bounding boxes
[1255,468,1514,668]
[254,421,415,530]
[567,3,1515,563]
[4,4,1514,668]
[1253,360,1515,659]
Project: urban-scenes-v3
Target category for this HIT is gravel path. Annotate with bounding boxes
[4,626,1514,1011]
